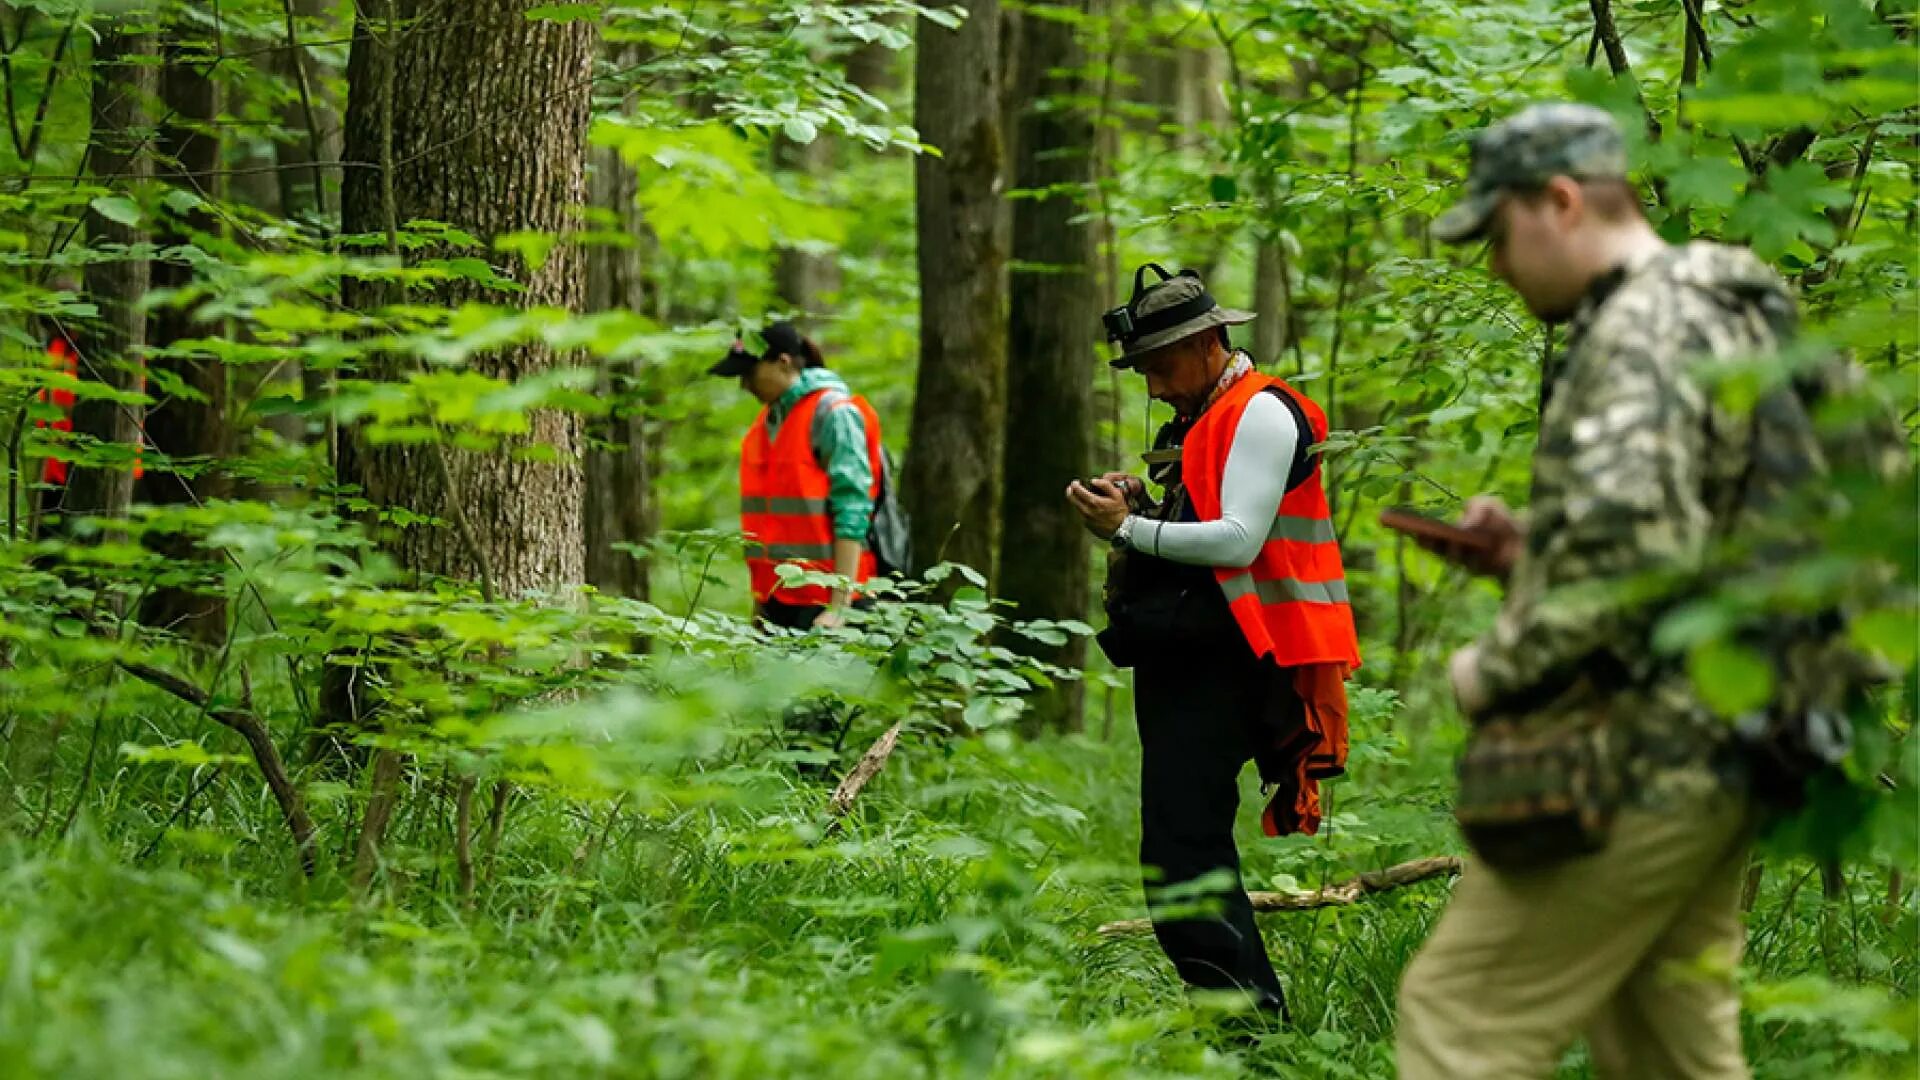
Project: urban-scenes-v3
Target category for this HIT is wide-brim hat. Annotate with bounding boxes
[1108,269,1255,369]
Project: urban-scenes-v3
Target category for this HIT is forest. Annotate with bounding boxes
[0,0,1915,1076]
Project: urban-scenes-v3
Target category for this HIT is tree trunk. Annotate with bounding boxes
[273,0,344,455]
[999,0,1099,731]
[1252,235,1288,366]
[903,0,1007,580]
[846,32,902,98]
[772,129,840,321]
[323,1,594,812]
[583,136,656,609]
[135,33,229,646]
[272,0,340,226]
[337,0,593,596]
[60,24,153,529]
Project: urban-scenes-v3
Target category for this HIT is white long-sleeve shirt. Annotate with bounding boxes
[1129,390,1301,568]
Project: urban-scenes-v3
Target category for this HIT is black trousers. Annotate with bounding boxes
[1134,642,1290,1016]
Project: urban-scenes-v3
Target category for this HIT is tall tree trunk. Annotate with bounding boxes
[999,0,1099,732]
[59,24,153,530]
[135,32,229,646]
[772,130,839,321]
[1252,235,1288,365]
[273,0,344,456]
[338,0,592,595]
[272,0,339,227]
[583,136,655,609]
[331,1,594,861]
[903,0,1007,580]
[845,33,902,98]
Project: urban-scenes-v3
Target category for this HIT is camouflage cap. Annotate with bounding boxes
[1433,103,1629,245]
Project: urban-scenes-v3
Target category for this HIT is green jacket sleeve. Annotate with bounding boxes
[812,396,876,542]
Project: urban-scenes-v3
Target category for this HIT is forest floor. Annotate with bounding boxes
[0,675,1911,1079]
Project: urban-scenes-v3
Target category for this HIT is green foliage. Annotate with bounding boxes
[0,0,1912,1076]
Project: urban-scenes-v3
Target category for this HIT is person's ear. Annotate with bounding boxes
[1547,174,1583,227]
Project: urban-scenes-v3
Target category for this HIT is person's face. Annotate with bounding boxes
[1135,333,1220,415]
[740,354,799,404]
[1485,179,1588,324]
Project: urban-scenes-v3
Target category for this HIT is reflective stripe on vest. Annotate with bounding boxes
[741,496,831,517]
[1219,572,1352,606]
[1181,371,1362,669]
[739,387,884,606]
[1269,515,1337,544]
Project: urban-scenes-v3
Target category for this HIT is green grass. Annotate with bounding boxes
[0,678,1912,1079]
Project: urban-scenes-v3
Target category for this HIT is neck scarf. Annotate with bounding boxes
[1191,350,1254,419]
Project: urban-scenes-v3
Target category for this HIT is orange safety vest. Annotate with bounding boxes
[1182,371,1361,669]
[740,388,883,607]
[1182,370,1360,838]
[35,337,145,486]
[37,339,77,486]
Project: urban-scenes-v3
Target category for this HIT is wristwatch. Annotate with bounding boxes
[1110,514,1136,551]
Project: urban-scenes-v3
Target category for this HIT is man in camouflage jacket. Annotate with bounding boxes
[1396,104,1793,1079]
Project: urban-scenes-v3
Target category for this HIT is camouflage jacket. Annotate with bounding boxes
[1469,242,1802,805]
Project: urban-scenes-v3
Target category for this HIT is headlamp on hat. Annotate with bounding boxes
[1101,263,1257,369]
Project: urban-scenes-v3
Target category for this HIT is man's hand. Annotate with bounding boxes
[811,608,845,630]
[1449,644,1490,717]
[1413,495,1525,581]
[1066,476,1133,540]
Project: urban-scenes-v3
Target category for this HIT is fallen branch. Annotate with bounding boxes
[119,659,318,876]
[828,720,903,819]
[1096,855,1463,937]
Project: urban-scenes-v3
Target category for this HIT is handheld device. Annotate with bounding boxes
[1380,507,1498,553]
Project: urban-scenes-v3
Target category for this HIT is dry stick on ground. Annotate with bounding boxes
[824,720,905,830]
[1096,855,1463,937]
[118,659,319,876]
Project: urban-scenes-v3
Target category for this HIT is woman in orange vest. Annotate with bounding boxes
[709,321,884,630]
[1066,264,1361,1021]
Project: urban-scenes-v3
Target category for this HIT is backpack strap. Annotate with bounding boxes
[811,388,887,498]
[1260,385,1317,493]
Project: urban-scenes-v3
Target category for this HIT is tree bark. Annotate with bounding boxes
[324,1,594,816]
[1252,236,1289,366]
[272,0,340,226]
[59,24,153,529]
[903,0,1007,580]
[999,0,1100,731]
[338,0,593,596]
[583,134,656,609]
[135,31,229,646]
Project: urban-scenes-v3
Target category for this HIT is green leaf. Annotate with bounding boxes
[1687,639,1773,718]
[782,117,818,145]
[1850,606,1919,668]
[89,195,141,227]
[1664,156,1746,211]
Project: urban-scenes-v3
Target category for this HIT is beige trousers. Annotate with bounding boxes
[1397,792,1752,1080]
